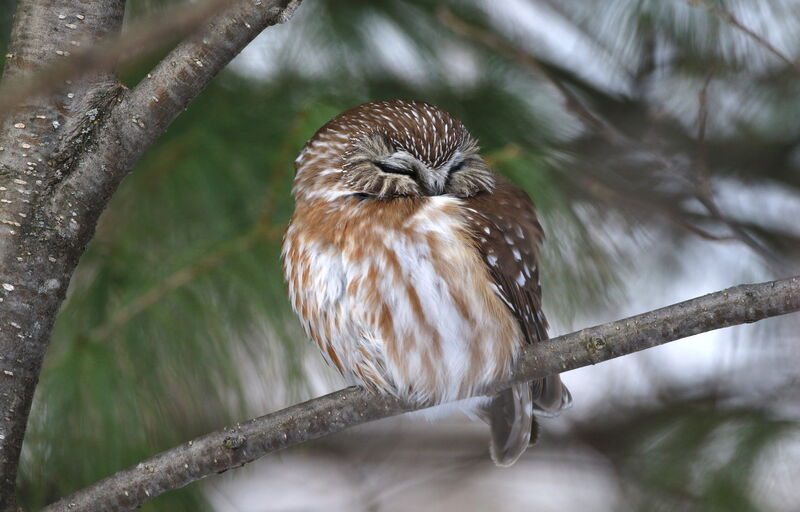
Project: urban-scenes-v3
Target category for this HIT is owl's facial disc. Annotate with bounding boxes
[343,134,424,198]
[440,143,495,198]
[343,133,495,199]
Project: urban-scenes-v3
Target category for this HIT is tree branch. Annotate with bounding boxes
[0,1,300,508]
[0,2,126,507]
[0,0,234,118]
[48,0,302,221]
[42,276,800,512]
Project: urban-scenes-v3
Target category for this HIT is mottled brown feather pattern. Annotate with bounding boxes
[464,177,569,412]
[282,99,570,466]
[464,177,547,345]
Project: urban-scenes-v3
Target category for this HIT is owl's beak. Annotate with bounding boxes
[382,151,447,196]
[417,166,448,196]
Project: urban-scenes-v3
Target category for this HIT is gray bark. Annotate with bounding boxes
[0,2,126,507]
[41,277,800,512]
[0,1,300,509]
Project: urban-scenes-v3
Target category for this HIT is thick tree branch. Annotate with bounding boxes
[0,0,234,117]
[49,0,302,223]
[0,2,126,507]
[0,1,300,508]
[43,277,800,512]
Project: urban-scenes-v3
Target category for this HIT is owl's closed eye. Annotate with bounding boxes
[342,132,495,199]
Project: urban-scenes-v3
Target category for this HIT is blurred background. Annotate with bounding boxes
[3,0,800,510]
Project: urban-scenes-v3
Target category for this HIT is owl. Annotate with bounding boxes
[282,99,570,466]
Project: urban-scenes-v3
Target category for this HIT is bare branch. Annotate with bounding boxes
[42,277,800,512]
[0,2,127,507]
[689,70,789,273]
[0,1,300,508]
[0,0,236,117]
[48,0,303,226]
[90,231,260,341]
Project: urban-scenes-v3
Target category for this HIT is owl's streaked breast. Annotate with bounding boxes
[282,195,522,403]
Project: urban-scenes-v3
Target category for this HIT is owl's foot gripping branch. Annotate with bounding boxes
[42,276,800,512]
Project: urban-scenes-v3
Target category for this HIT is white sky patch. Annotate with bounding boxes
[435,39,482,89]
[361,15,429,85]
[714,177,800,240]
[476,0,633,96]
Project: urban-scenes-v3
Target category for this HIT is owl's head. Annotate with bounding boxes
[293,100,495,202]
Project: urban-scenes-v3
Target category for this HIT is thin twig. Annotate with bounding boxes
[437,6,685,169]
[42,276,800,512]
[439,6,787,269]
[692,0,800,76]
[690,70,787,273]
[694,69,714,190]
[255,109,309,231]
[437,6,625,144]
[90,231,260,341]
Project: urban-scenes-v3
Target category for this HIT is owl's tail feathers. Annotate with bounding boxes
[485,376,572,467]
[488,382,534,467]
[531,375,572,417]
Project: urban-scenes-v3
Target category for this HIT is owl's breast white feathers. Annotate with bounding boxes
[282,196,522,404]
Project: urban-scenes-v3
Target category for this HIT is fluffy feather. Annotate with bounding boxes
[283,99,570,466]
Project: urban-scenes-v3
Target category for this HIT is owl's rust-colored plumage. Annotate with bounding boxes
[282,100,570,466]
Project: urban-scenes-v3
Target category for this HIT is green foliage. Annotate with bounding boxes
[0,0,15,65]
[20,77,319,510]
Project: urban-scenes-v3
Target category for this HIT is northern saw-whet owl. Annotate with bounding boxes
[282,99,571,466]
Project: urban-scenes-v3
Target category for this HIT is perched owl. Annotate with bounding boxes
[282,99,570,466]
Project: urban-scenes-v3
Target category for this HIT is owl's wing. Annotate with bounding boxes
[463,176,571,415]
